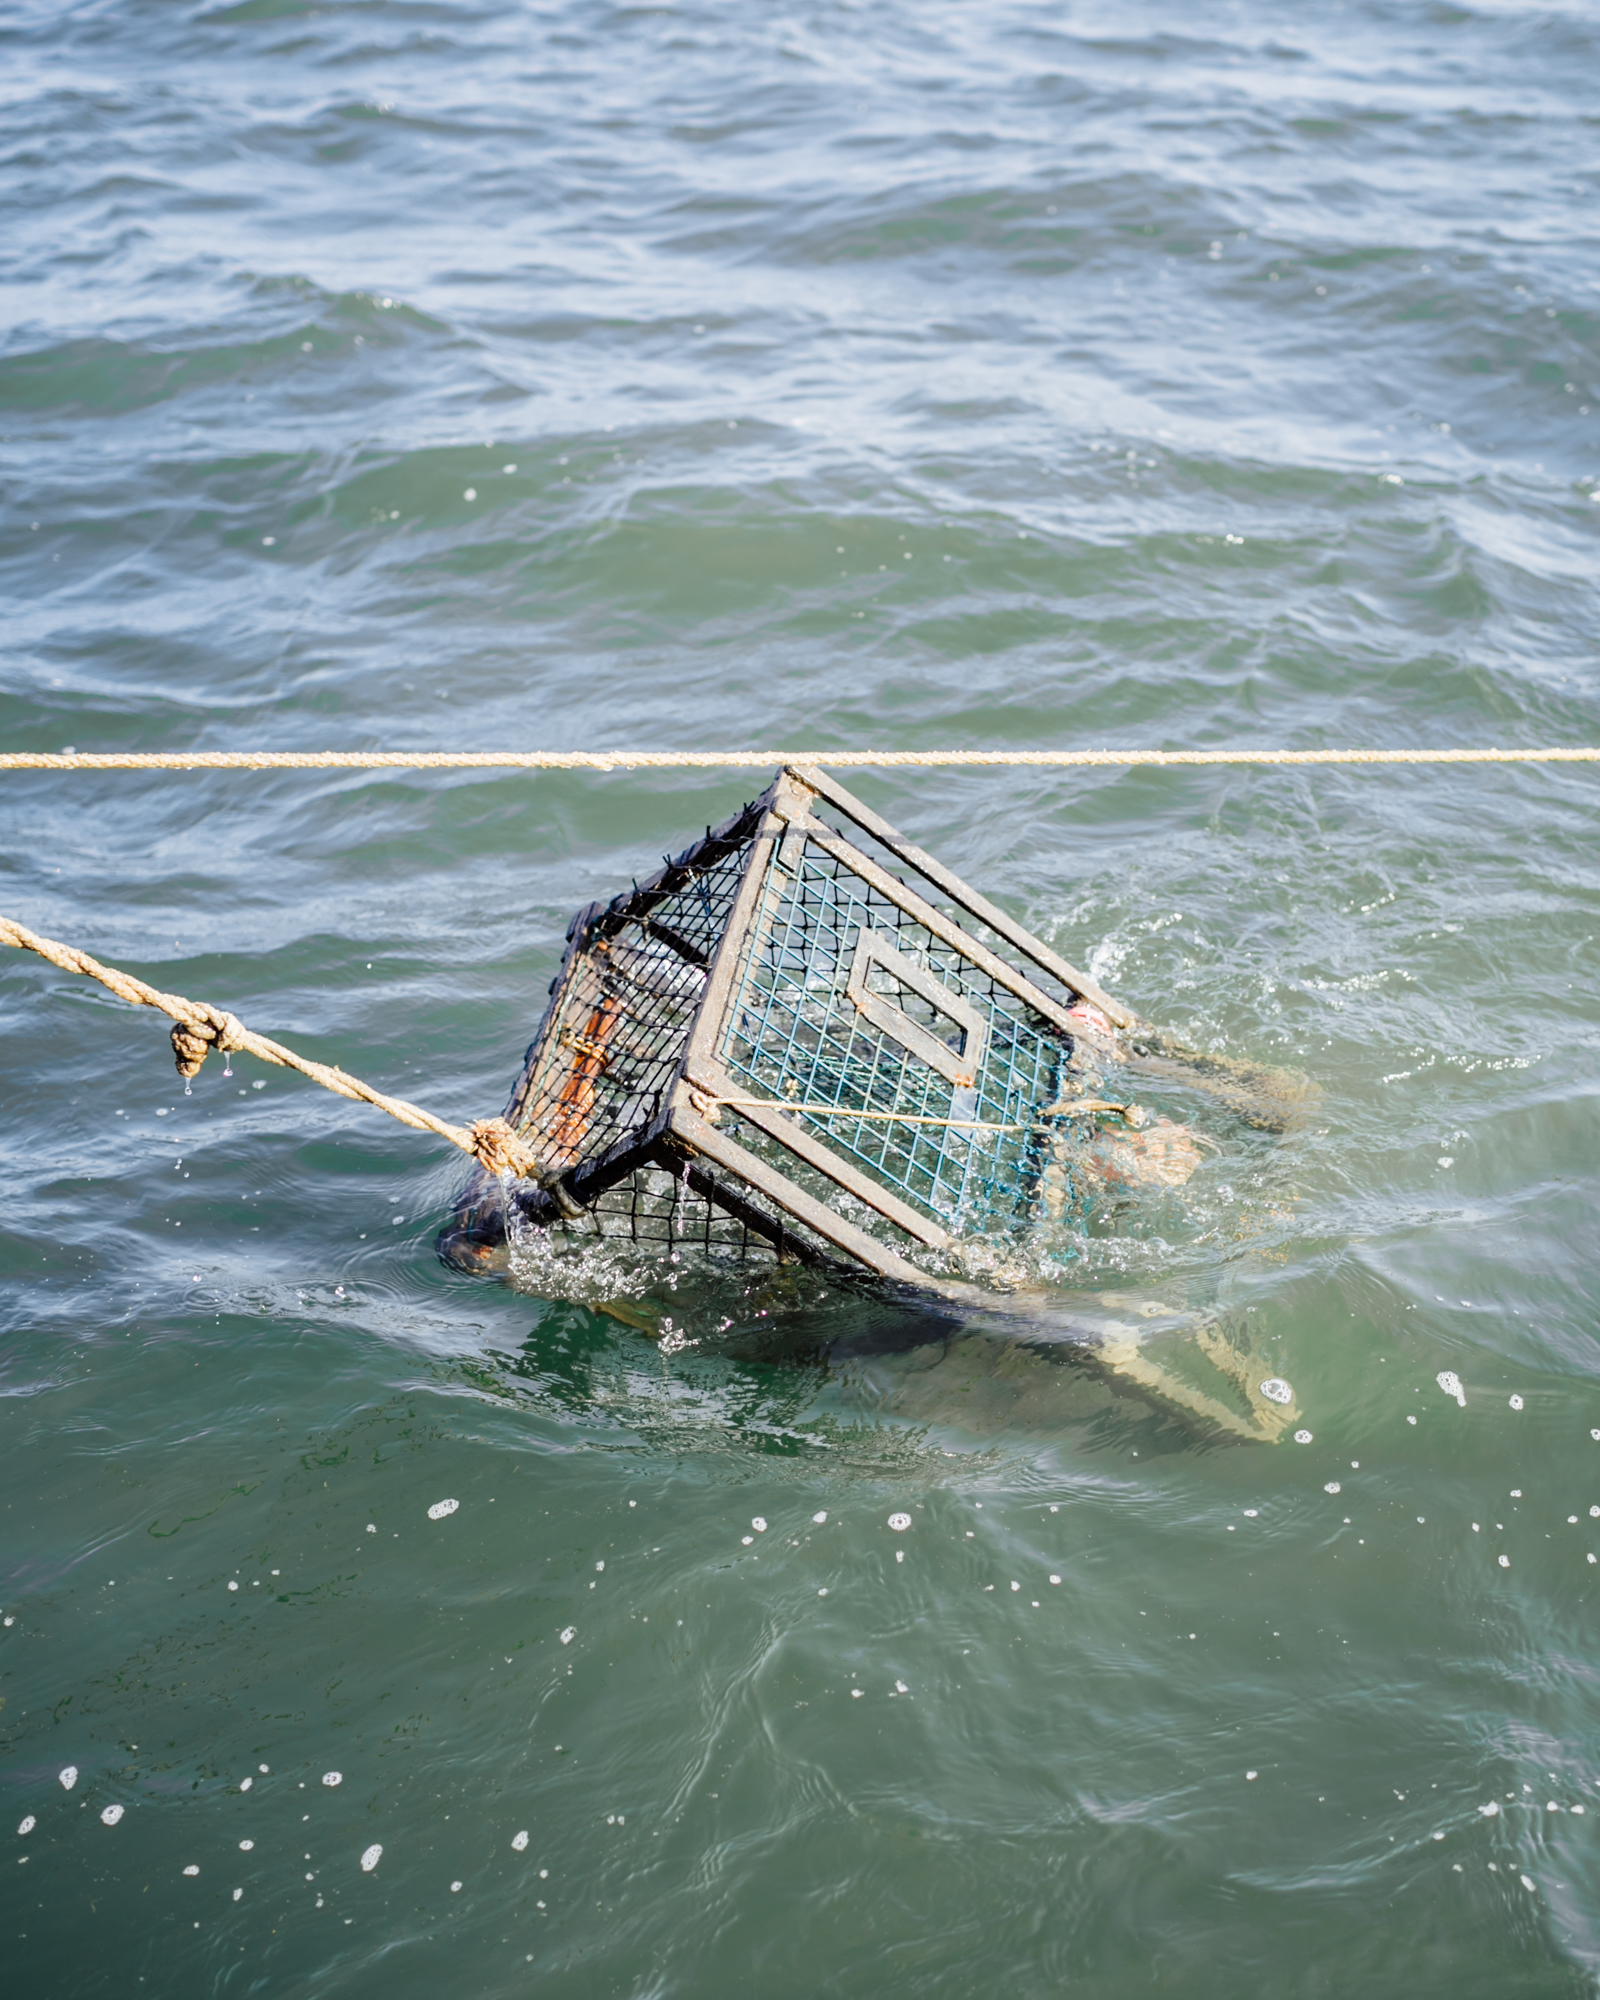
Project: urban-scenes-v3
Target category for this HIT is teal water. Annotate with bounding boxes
[5,1,1600,1993]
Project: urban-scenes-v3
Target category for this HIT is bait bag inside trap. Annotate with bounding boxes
[438,763,1313,1290]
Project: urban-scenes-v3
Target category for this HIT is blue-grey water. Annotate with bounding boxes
[4,1,1600,1993]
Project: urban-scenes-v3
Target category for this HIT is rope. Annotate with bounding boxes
[690,1091,1139,1133]
[1,747,1598,772]
[0,915,542,1182]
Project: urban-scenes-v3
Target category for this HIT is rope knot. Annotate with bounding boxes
[169,1009,248,1077]
[170,1021,213,1079]
[470,1117,541,1180]
[212,1011,248,1053]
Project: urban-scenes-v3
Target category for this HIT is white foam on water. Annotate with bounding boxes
[1436,1370,1466,1406]
[59,1766,77,1790]
[233,1888,242,1901]
[741,1536,753,1545]
[360,1844,382,1872]
[751,1518,767,1532]
[17,1817,35,1836]
[560,1626,576,1644]
[1049,1574,1061,1585]
[851,1689,863,1698]
[813,1511,827,1523]
[183,1864,199,1876]
[1243,1509,1259,1518]
[1258,1378,1293,1405]
[100,1804,123,1826]
[1479,1801,1499,1815]
[428,1498,459,1520]
[1521,1874,1537,1892]
[1325,1482,1341,1494]
[240,1777,252,1790]
[240,1839,254,1850]
[888,1513,911,1532]
[450,1880,462,1892]
[1509,1395,1524,1410]
[228,1581,238,1591]
[512,1831,529,1851]
[1294,1431,1313,1444]
[896,1680,909,1693]
[322,1772,342,1787]
[1499,1554,1511,1568]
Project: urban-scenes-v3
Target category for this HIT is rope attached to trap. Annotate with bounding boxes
[1,747,1598,772]
[0,915,541,1182]
[689,1090,1141,1133]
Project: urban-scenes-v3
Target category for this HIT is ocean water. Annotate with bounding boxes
[4,0,1600,1993]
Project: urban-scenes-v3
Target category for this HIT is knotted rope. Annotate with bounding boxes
[0,915,541,1182]
[0,747,1597,771]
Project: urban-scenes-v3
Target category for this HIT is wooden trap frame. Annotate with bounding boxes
[440,764,1308,1440]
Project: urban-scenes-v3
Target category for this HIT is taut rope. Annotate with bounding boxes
[688,1090,1139,1133]
[0,916,540,1182]
[0,748,1598,772]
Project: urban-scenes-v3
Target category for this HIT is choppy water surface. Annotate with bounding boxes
[4,1,1600,1992]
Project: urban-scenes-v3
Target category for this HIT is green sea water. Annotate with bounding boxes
[4,1,1600,1994]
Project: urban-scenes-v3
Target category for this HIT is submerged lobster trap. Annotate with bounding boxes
[440,764,1307,1296]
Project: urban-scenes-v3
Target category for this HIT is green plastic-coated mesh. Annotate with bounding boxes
[715,833,1069,1234]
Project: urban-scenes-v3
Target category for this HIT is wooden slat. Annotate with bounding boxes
[787,764,1137,1029]
[679,779,788,1074]
[669,1102,936,1285]
[682,1054,951,1250]
[793,817,1087,1041]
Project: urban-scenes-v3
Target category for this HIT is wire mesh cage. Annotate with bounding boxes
[439,762,1253,1282]
[438,764,1318,1439]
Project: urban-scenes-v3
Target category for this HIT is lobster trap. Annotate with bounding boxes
[440,763,1309,1291]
